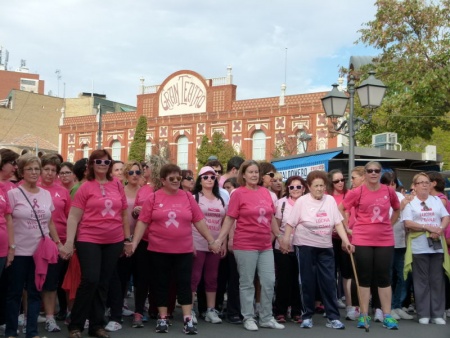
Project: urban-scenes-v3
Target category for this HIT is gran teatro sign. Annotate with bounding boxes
[159,73,207,116]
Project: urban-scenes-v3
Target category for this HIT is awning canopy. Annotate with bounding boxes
[272,150,342,180]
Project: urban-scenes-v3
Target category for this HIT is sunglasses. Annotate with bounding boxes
[167,176,182,182]
[415,181,430,186]
[288,185,302,190]
[420,201,430,211]
[94,159,112,166]
[202,175,216,181]
[332,179,345,184]
[128,170,141,176]
[366,169,381,174]
[214,170,223,175]
[264,172,275,178]
[8,160,17,166]
[183,176,194,181]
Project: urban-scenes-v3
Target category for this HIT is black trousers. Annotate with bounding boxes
[226,252,241,318]
[274,249,301,317]
[68,241,123,332]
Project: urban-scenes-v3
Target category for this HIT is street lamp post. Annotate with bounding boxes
[321,71,387,176]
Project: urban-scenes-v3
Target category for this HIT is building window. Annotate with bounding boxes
[111,140,121,160]
[82,145,89,158]
[252,130,266,161]
[177,136,188,169]
[145,141,152,159]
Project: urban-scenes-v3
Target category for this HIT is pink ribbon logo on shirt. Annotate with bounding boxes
[165,211,179,228]
[32,198,39,209]
[371,206,383,222]
[101,200,115,217]
[257,208,268,225]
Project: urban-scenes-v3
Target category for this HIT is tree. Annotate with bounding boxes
[196,132,244,168]
[128,115,147,162]
[354,0,450,149]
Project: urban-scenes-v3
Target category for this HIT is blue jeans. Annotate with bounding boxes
[391,248,407,309]
[5,256,41,338]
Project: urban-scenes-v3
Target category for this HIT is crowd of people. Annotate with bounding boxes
[0,148,449,338]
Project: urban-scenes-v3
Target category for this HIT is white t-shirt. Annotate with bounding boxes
[287,194,343,248]
[402,195,449,254]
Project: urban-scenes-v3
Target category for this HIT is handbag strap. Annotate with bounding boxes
[18,187,45,238]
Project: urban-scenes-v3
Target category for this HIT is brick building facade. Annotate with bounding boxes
[0,69,44,100]
[59,68,337,169]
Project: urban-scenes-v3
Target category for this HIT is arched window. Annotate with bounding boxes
[177,136,188,169]
[82,145,89,158]
[296,130,308,154]
[145,141,152,158]
[111,140,121,161]
[252,130,266,161]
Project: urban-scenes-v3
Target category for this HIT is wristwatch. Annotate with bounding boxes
[124,236,133,243]
[9,244,16,249]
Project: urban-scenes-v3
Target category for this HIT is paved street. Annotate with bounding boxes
[33,309,448,338]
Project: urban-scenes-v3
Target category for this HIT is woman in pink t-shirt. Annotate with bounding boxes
[61,149,129,338]
[0,178,13,276]
[340,161,400,330]
[191,166,227,324]
[127,164,220,335]
[38,154,72,332]
[5,154,63,338]
[281,170,352,330]
[0,148,19,193]
[218,160,284,331]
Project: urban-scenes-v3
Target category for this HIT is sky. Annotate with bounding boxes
[1,0,379,106]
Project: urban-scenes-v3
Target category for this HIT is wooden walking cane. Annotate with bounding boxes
[349,251,369,332]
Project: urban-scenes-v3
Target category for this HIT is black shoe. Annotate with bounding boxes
[227,315,243,324]
[183,318,197,335]
[155,318,169,333]
[55,311,67,321]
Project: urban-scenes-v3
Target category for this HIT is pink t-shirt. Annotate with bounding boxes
[331,192,346,239]
[38,183,71,244]
[192,194,226,252]
[0,181,17,194]
[0,189,12,256]
[274,196,296,251]
[134,185,154,242]
[342,184,400,246]
[287,194,343,248]
[138,189,204,253]
[72,179,128,244]
[227,186,275,251]
[7,187,55,256]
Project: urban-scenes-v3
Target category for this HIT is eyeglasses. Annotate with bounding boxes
[59,171,73,176]
[332,179,345,184]
[202,175,216,181]
[24,167,41,173]
[183,176,194,181]
[366,169,381,174]
[420,201,430,211]
[214,170,223,175]
[94,159,112,166]
[166,176,182,182]
[415,181,430,185]
[264,172,275,178]
[288,185,302,190]
[7,160,17,166]
[351,176,359,180]
[128,170,141,176]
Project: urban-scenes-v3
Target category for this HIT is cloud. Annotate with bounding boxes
[1,0,379,105]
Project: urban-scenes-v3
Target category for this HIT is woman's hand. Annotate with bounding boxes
[342,240,354,254]
[59,242,74,260]
[208,240,221,254]
[227,239,233,254]
[220,242,227,258]
[279,236,290,254]
[132,206,142,219]
[124,242,135,257]
[6,248,14,267]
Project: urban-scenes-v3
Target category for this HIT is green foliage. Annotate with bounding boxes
[196,132,244,169]
[128,115,147,162]
[354,0,450,151]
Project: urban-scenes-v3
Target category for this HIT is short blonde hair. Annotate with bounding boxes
[17,154,41,177]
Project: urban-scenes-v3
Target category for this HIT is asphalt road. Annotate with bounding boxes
[34,308,448,338]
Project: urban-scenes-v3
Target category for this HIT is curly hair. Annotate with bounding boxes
[147,155,169,191]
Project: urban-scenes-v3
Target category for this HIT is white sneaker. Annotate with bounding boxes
[431,317,446,325]
[259,318,285,329]
[0,324,5,336]
[205,309,222,324]
[419,317,429,324]
[300,318,313,328]
[45,318,61,332]
[390,310,401,320]
[84,319,89,329]
[394,308,413,320]
[374,308,383,322]
[22,317,27,334]
[191,310,198,325]
[244,319,258,331]
[38,315,46,323]
[122,307,134,316]
[105,321,122,331]
[18,314,25,327]
[346,306,359,321]
[336,299,346,309]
